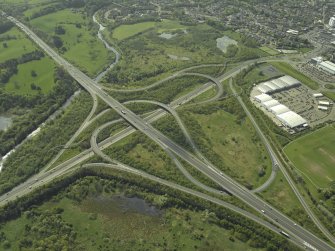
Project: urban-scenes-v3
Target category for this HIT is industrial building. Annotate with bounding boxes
[254,93,272,103]
[313,93,323,98]
[262,99,280,110]
[276,111,307,129]
[318,61,335,75]
[257,75,301,94]
[269,104,290,115]
[311,57,323,65]
[318,105,328,111]
[319,100,331,106]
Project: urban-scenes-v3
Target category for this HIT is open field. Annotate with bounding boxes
[183,109,272,188]
[0,27,36,62]
[5,56,55,95]
[29,9,113,77]
[259,46,279,56]
[112,21,156,40]
[270,62,319,90]
[284,126,335,188]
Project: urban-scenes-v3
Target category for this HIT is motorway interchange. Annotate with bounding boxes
[1,11,335,251]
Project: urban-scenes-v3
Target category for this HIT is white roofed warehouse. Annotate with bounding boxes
[262,99,280,109]
[318,61,335,75]
[270,104,290,115]
[254,94,272,103]
[257,75,300,94]
[276,111,307,128]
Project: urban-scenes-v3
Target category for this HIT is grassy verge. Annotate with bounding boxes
[259,46,279,56]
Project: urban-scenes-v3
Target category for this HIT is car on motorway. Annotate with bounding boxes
[121,110,126,114]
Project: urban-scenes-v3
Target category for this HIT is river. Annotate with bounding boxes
[93,12,121,83]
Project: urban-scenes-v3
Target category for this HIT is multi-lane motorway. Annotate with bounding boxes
[2,12,335,251]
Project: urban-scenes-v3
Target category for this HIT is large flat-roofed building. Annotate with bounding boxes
[318,61,335,75]
[262,99,280,109]
[276,111,307,128]
[257,75,300,94]
[270,104,290,115]
[254,93,272,103]
[319,100,331,106]
[313,93,323,98]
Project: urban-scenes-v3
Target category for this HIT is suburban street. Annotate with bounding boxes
[1,12,335,251]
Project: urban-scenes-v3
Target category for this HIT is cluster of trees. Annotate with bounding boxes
[0,50,44,83]
[0,19,14,34]
[277,36,312,50]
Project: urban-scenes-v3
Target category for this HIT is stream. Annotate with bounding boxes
[93,12,121,83]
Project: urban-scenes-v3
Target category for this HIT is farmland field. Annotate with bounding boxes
[0,27,36,63]
[284,126,335,188]
[29,9,113,77]
[5,56,56,95]
[112,22,156,40]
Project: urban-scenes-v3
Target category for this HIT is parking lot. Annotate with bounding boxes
[251,85,335,131]
[272,86,333,126]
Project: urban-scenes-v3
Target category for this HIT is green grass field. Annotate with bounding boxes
[259,46,279,56]
[30,9,112,77]
[0,27,36,63]
[284,126,335,188]
[5,56,56,95]
[186,110,272,188]
[270,62,319,90]
[112,22,156,40]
